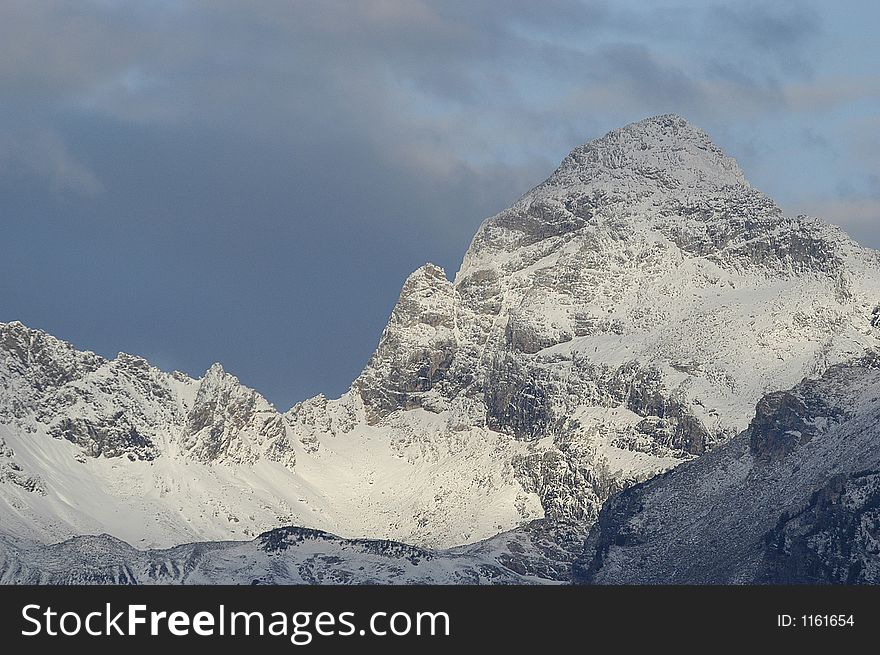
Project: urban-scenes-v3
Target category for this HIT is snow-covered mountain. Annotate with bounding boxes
[576,353,880,584]
[2,114,879,567]
[0,520,581,585]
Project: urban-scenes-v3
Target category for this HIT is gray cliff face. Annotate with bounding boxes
[576,353,880,584]
[182,363,295,467]
[353,263,457,422]
[0,323,175,463]
[0,321,104,423]
[748,387,844,464]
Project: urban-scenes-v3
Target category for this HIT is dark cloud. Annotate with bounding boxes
[705,2,822,75]
[594,44,702,105]
[707,2,821,51]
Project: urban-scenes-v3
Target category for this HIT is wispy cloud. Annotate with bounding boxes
[705,1,821,73]
[0,127,103,196]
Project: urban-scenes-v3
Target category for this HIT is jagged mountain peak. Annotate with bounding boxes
[1,320,81,355]
[0,321,106,395]
[399,264,452,304]
[2,320,28,332]
[202,361,229,380]
[413,262,446,276]
[548,113,746,192]
[395,263,452,306]
[458,116,825,280]
[353,261,457,422]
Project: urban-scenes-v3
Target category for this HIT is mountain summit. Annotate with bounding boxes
[551,113,746,192]
[2,117,879,562]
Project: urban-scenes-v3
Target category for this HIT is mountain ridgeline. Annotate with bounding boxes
[2,114,879,583]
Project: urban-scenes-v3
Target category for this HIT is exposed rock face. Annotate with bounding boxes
[353,263,457,422]
[0,435,44,495]
[2,114,880,556]
[749,388,842,464]
[576,354,880,584]
[0,322,291,468]
[182,363,295,467]
[283,392,362,457]
[0,321,104,424]
[761,471,880,583]
[48,415,157,461]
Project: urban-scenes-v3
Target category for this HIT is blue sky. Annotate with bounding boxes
[1,1,878,408]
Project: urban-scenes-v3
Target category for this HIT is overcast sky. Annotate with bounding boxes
[1,1,878,408]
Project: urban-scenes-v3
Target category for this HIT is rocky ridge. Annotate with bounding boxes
[0,520,583,585]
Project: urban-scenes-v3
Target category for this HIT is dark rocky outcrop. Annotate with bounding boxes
[576,355,880,584]
[760,470,880,583]
[48,415,157,460]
